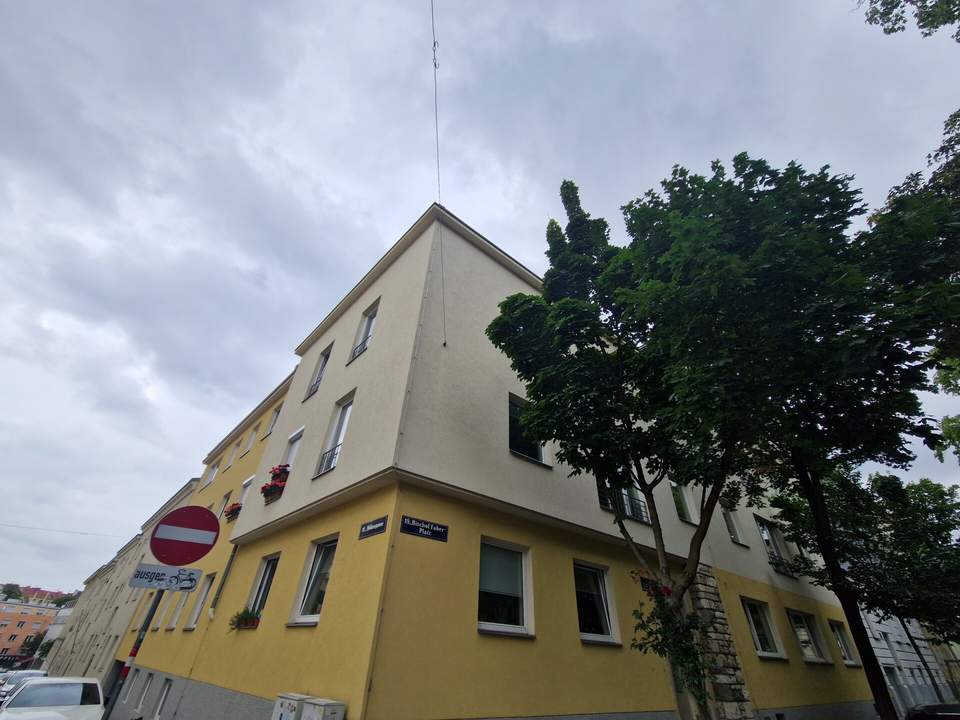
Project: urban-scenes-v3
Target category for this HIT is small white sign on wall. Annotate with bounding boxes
[128,563,202,592]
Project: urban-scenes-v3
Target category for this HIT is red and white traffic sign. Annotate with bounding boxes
[150,506,220,566]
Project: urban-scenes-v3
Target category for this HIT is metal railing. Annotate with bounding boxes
[767,552,795,576]
[350,334,372,361]
[598,485,651,525]
[316,443,343,475]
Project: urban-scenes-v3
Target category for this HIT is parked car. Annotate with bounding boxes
[0,677,103,719]
[0,673,45,702]
[906,705,960,720]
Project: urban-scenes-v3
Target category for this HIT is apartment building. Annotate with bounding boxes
[92,204,879,720]
[0,599,58,667]
[44,479,198,691]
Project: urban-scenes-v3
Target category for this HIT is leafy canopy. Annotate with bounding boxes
[861,0,960,41]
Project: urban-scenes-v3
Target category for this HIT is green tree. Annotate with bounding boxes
[19,631,45,658]
[860,0,960,41]
[487,181,766,705]
[52,592,79,608]
[773,471,960,699]
[1,584,23,601]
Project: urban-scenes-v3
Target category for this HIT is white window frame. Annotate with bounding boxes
[282,427,305,470]
[829,619,858,665]
[248,554,280,616]
[349,299,379,362]
[216,491,232,519]
[305,344,333,399]
[671,480,693,522]
[166,592,189,630]
[572,560,620,644]
[225,439,241,468]
[721,504,744,544]
[290,536,339,625]
[136,672,154,712]
[316,394,354,476]
[787,609,828,663]
[239,477,254,506]
[242,424,259,456]
[742,598,784,659]
[153,678,172,720]
[477,537,534,638]
[185,574,216,630]
[265,405,282,436]
[201,460,220,488]
[123,669,140,703]
[151,593,171,631]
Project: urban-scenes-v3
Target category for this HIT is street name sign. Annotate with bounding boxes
[358,515,388,539]
[400,515,448,542]
[150,505,220,566]
[129,563,202,591]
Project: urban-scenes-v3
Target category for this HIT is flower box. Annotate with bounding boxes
[260,479,286,503]
[223,503,243,521]
[236,617,260,630]
[228,608,261,631]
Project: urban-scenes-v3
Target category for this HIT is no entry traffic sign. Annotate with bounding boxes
[150,506,220,566]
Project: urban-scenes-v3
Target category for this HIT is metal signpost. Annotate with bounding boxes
[104,506,219,719]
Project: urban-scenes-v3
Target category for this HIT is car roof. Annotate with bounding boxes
[16,677,96,685]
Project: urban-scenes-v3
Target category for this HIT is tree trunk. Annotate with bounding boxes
[793,458,900,720]
[897,615,945,704]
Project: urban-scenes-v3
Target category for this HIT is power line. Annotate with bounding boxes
[430,0,441,203]
[0,522,127,539]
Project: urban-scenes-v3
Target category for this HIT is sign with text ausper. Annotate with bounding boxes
[129,563,202,591]
[400,515,448,542]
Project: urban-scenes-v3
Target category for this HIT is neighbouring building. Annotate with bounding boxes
[0,599,58,667]
[62,204,898,720]
[38,601,74,669]
[929,641,960,700]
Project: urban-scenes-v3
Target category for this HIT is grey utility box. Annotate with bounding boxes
[301,697,346,720]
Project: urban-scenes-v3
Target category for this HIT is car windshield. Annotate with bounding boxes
[7,682,100,708]
[2,673,43,691]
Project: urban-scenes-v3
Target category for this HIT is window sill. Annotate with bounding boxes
[164,627,176,632]
[757,652,788,661]
[580,635,622,647]
[239,450,250,459]
[803,657,833,666]
[345,347,368,367]
[843,660,862,668]
[679,518,699,528]
[731,540,751,549]
[182,626,196,632]
[302,388,319,403]
[508,450,552,469]
[478,624,535,639]
[286,620,318,628]
[261,432,272,442]
[312,467,337,481]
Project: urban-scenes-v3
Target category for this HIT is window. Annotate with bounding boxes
[573,563,616,642]
[7,634,16,641]
[151,593,170,630]
[243,424,259,455]
[787,610,826,661]
[167,592,189,629]
[829,620,856,663]
[7,682,100,708]
[123,669,140,702]
[671,481,692,522]
[154,678,172,719]
[23,634,33,643]
[137,673,154,711]
[0,622,6,628]
[597,479,650,523]
[217,491,232,519]
[756,516,792,574]
[317,397,353,475]
[721,503,743,544]
[283,428,304,469]
[266,405,282,436]
[294,539,338,622]
[478,539,532,635]
[15,621,24,629]
[508,395,542,462]
[239,477,254,506]
[305,345,332,399]
[742,598,781,657]
[185,574,216,629]
[250,556,280,617]
[226,440,241,468]
[350,300,378,361]
[202,460,220,488]
[0,648,8,655]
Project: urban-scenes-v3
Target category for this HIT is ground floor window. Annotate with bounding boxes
[787,609,825,661]
[478,540,531,635]
[250,556,280,616]
[829,619,857,663]
[742,598,781,657]
[573,563,615,641]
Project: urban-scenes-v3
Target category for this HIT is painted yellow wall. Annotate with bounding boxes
[131,482,398,719]
[714,568,872,711]
[364,484,677,720]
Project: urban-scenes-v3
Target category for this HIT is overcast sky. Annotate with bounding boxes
[1,1,958,591]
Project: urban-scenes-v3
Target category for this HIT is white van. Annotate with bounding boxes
[0,677,103,719]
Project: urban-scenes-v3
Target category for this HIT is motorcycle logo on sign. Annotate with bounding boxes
[129,563,202,592]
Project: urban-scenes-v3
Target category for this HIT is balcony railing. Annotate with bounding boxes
[350,334,372,362]
[598,485,651,525]
[767,552,795,577]
[316,443,343,476]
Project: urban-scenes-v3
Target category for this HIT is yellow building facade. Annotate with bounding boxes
[93,205,874,720]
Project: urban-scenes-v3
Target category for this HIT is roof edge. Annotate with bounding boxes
[294,203,542,357]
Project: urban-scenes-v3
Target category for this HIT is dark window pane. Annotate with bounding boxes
[479,543,523,626]
[251,558,278,615]
[478,591,522,626]
[81,683,100,705]
[10,684,82,708]
[509,399,541,461]
[574,565,610,636]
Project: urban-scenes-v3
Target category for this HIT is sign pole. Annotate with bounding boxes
[104,589,164,720]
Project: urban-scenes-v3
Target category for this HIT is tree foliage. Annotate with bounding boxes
[773,470,960,643]
[19,631,45,658]
[1,584,23,601]
[861,0,960,41]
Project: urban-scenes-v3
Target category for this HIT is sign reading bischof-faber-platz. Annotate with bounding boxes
[400,515,448,542]
[359,516,388,539]
[129,563,202,592]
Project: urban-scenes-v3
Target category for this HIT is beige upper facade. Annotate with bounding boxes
[222,203,835,607]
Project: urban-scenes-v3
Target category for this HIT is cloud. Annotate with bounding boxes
[0,0,958,589]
